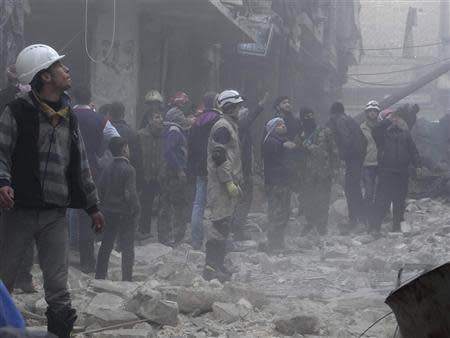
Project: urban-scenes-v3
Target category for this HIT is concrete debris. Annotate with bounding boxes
[212,302,240,323]
[274,315,320,336]
[13,198,450,337]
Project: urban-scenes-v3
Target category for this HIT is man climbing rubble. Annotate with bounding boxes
[204,89,244,282]
[369,109,422,234]
[0,44,105,338]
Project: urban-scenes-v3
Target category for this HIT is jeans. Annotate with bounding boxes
[67,209,79,247]
[139,179,160,234]
[77,210,96,271]
[96,212,136,281]
[191,176,207,249]
[0,207,71,312]
[362,166,378,222]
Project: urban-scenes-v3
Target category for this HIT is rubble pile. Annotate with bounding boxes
[14,197,450,337]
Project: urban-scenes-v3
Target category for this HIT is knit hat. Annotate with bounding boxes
[165,107,190,129]
[264,117,284,143]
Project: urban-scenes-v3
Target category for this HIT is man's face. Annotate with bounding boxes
[152,113,163,127]
[47,61,71,91]
[278,99,291,113]
[366,109,378,121]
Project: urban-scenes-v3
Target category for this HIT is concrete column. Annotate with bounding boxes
[90,0,139,127]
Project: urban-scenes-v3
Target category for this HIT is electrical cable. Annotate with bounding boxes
[348,57,450,76]
[84,0,116,63]
[347,76,415,87]
[357,312,394,338]
[351,41,447,51]
[59,29,84,53]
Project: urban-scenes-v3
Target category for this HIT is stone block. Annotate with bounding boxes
[274,315,320,336]
[212,302,239,323]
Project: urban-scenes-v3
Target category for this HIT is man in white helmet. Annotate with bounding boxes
[204,89,244,282]
[0,44,105,337]
[360,100,380,224]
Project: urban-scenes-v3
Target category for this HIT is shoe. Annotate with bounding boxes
[202,264,231,283]
[46,307,77,338]
[15,281,37,294]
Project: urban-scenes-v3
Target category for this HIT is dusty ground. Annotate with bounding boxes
[13,197,450,338]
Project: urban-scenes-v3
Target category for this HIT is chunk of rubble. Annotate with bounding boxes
[134,243,173,265]
[92,329,154,338]
[89,279,141,299]
[212,302,240,323]
[274,314,320,336]
[176,287,226,314]
[223,283,268,308]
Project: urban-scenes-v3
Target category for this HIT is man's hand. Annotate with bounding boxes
[283,141,296,150]
[0,186,14,210]
[258,92,269,107]
[90,211,105,234]
[226,181,241,198]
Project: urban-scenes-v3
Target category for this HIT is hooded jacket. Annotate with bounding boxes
[187,109,220,177]
[262,132,292,186]
[372,119,420,174]
[161,107,188,175]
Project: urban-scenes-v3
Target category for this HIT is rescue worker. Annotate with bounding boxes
[369,110,421,233]
[0,44,105,337]
[204,89,244,282]
[360,100,380,224]
[96,137,140,281]
[187,92,220,250]
[158,107,191,246]
[299,108,339,236]
[328,102,367,232]
[231,92,269,241]
[261,118,295,251]
[139,89,164,129]
[0,65,36,293]
[137,94,164,237]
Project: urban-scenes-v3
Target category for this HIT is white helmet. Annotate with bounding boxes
[217,89,244,109]
[15,44,65,84]
[365,100,380,112]
[145,90,163,103]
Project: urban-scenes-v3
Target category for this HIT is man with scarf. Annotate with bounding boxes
[261,117,295,252]
[299,108,339,236]
[0,44,104,337]
[369,110,421,233]
[158,107,191,246]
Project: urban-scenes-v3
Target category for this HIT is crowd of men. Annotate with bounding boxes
[0,44,422,337]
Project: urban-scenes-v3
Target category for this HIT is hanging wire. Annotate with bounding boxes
[84,0,116,63]
[59,29,84,53]
[351,41,447,51]
[348,57,450,76]
[357,312,394,338]
[347,76,415,87]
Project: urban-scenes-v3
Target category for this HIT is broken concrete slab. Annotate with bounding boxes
[223,283,269,308]
[137,299,178,326]
[274,315,320,336]
[176,287,226,314]
[134,243,173,265]
[90,279,141,299]
[212,302,239,323]
[92,329,154,338]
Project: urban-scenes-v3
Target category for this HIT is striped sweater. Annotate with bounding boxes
[0,92,99,211]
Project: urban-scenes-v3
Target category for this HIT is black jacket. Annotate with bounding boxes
[328,113,367,162]
[111,119,143,182]
[262,133,292,186]
[97,157,140,217]
[239,105,263,177]
[187,110,220,177]
[372,119,420,174]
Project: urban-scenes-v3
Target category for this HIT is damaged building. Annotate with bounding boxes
[1,0,362,126]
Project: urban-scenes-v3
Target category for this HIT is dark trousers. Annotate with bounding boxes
[16,244,34,285]
[266,184,291,249]
[158,176,190,245]
[362,165,378,223]
[205,217,232,269]
[0,208,71,312]
[231,175,253,238]
[370,172,409,232]
[344,158,365,224]
[139,179,160,234]
[96,213,136,281]
[77,210,96,271]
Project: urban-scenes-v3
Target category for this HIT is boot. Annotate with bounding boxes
[46,307,77,338]
[203,239,231,283]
